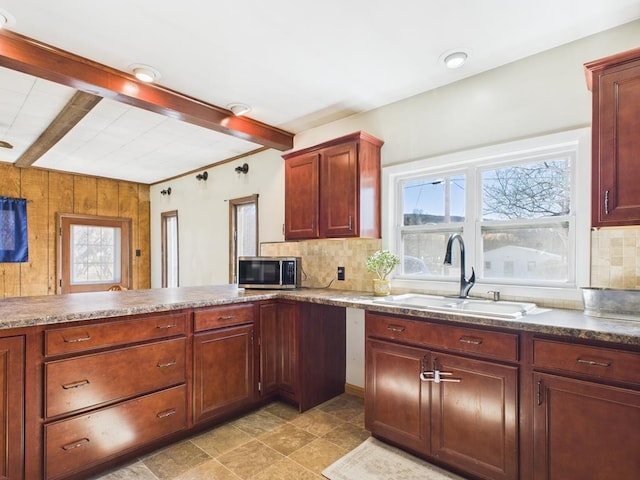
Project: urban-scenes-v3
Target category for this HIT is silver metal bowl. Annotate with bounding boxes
[582,287,640,320]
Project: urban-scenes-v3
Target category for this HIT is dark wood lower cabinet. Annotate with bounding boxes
[366,338,518,480]
[45,385,186,480]
[431,352,518,480]
[0,336,24,480]
[365,312,519,480]
[258,301,346,412]
[193,324,254,423]
[366,339,430,456]
[533,373,640,480]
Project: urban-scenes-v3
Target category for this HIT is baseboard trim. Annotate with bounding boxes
[345,383,364,398]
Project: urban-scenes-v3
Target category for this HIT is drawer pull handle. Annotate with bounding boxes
[62,438,90,451]
[156,408,177,419]
[387,325,406,333]
[459,336,483,345]
[218,315,236,321]
[157,360,177,368]
[63,334,91,344]
[156,323,178,329]
[577,358,611,368]
[61,379,90,390]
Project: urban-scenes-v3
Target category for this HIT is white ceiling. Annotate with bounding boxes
[0,0,639,184]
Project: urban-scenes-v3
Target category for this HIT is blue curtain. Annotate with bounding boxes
[0,197,29,263]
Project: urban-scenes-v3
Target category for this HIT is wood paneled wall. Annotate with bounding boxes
[0,163,150,298]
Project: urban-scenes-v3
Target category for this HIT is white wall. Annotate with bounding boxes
[150,148,285,287]
[346,308,365,388]
[149,21,640,389]
[291,20,640,165]
[150,21,640,287]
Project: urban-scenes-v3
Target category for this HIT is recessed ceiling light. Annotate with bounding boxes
[444,51,468,69]
[227,103,252,117]
[0,8,16,29]
[129,64,161,83]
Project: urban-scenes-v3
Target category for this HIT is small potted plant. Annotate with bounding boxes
[366,250,400,296]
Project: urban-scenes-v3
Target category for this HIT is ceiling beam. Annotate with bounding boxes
[14,91,102,167]
[0,29,294,151]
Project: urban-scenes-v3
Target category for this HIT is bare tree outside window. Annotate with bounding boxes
[481,158,571,281]
[482,159,570,220]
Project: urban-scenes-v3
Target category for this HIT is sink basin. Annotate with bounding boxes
[374,294,459,309]
[373,293,537,319]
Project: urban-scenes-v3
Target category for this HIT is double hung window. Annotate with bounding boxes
[387,129,589,296]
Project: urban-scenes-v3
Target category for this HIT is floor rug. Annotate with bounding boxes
[322,437,467,480]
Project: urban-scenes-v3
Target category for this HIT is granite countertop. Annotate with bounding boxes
[0,285,638,346]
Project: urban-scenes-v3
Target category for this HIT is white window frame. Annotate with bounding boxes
[382,128,591,303]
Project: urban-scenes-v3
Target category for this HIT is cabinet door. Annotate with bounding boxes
[533,373,640,480]
[591,56,640,226]
[430,353,518,480]
[365,339,430,456]
[284,153,319,239]
[193,324,254,423]
[277,302,298,400]
[258,303,279,397]
[0,336,23,480]
[320,142,358,237]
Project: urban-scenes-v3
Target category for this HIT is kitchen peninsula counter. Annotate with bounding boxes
[0,285,638,345]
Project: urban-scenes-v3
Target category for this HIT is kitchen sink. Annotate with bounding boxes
[373,293,537,319]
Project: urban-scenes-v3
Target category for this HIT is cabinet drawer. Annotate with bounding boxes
[366,312,518,362]
[45,337,186,418]
[533,339,640,385]
[45,385,186,480]
[194,303,254,331]
[45,312,187,356]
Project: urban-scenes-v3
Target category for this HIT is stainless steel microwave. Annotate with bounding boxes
[237,256,301,289]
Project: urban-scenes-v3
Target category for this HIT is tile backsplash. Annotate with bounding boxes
[260,238,381,292]
[591,226,640,289]
[260,226,640,302]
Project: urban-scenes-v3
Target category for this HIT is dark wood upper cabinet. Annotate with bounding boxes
[283,131,383,240]
[585,48,640,227]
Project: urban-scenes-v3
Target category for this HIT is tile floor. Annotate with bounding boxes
[91,393,369,480]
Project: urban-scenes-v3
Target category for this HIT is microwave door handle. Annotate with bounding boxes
[279,261,283,285]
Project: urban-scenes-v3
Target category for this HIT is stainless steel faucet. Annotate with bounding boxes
[444,233,476,298]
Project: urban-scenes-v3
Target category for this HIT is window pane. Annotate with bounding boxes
[165,215,179,288]
[482,223,569,281]
[237,203,257,257]
[402,175,465,225]
[400,230,461,277]
[70,225,121,285]
[482,158,570,221]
